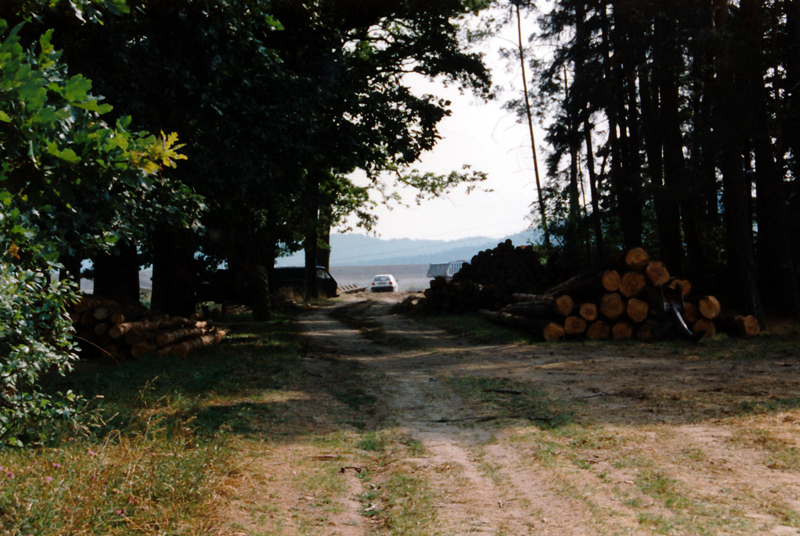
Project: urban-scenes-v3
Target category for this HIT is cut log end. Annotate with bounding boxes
[645,261,670,287]
[564,315,588,336]
[619,271,646,298]
[697,296,721,320]
[624,247,650,270]
[552,294,575,317]
[543,322,566,342]
[734,315,760,337]
[586,320,611,340]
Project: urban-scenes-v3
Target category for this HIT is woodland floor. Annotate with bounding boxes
[220,291,800,536]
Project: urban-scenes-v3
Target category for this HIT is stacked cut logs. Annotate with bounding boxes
[422,239,554,312]
[479,247,760,341]
[70,295,226,360]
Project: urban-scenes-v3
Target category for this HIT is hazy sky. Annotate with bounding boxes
[343,9,547,243]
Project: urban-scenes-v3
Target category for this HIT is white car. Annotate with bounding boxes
[370,274,399,292]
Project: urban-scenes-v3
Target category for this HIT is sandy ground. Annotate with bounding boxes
[223,291,800,536]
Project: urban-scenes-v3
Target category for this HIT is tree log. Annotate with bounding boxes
[668,278,692,297]
[542,322,566,342]
[552,294,574,317]
[510,293,554,304]
[717,314,761,337]
[645,261,671,287]
[578,302,598,322]
[637,320,660,340]
[734,315,760,337]
[683,302,700,324]
[93,306,112,321]
[612,321,635,340]
[171,330,227,357]
[697,296,721,320]
[623,247,650,270]
[693,319,716,338]
[499,302,555,319]
[564,315,587,336]
[109,316,191,339]
[131,342,157,358]
[543,270,620,301]
[479,309,551,331]
[93,323,109,337]
[156,327,206,348]
[586,320,611,340]
[619,271,647,298]
[626,298,649,323]
[599,293,626,321]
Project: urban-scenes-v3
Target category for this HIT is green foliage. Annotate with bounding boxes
[0,15,198,444]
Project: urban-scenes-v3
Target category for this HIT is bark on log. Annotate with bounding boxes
[697,296,721,320]
[131,342,157,358]
[645,261,671,287]
[109,316,191,339]
[510,293,554,304]
[619,271,647,298]
[479,310,555,334]
[543,270,620,301]
[626,298,649,323]
[156,327,206,348]
[171,330,227,357]
[499,302,555,319]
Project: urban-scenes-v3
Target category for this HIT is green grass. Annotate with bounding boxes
[444,376,574,429]
[1,313,302,535]
[427,312,541,344]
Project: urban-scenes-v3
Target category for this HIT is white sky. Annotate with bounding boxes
[343,8,548,242]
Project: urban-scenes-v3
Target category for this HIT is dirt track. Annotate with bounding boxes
[226,293,800,535]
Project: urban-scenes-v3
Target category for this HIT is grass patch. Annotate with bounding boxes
[359,470,438,536]
[739,397,800,415]
[445,376,574,429]
[2,313,305,535]
[427,312,540,344]
[357,432,386,452]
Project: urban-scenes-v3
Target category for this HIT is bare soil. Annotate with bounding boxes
[223,292,800,536]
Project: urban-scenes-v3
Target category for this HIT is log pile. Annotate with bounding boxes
[478,247,760,341]
[69,295,227,360]
[422,240,553,312]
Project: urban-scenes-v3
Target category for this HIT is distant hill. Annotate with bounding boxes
[276,229,543,267]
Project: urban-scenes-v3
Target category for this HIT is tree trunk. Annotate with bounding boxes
[150,226,198,317]
[655,11,686,274]
[741,0,800,316]
[714,1,764,321]
[92,241,140,304]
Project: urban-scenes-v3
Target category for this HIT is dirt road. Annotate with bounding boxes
[226,293,800,536]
